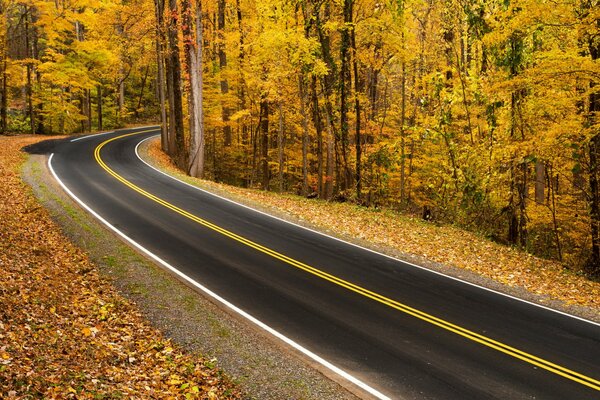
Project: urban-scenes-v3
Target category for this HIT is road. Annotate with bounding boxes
[47,126,600,399]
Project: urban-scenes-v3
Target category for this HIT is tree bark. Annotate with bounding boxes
[1,58,7,134]
[218,0,232,147]
[24,8,35,134]
[299,77,309,195]
[351,11,361,200]
[400,58,406,204]
[167,0,185,167]
[585,3,600,276]
[311,76,324,198]
[315,1,336,199]
[260,97,269,190]
[535,160,545,204]
[339,0,353,191]
[278,102,285,193]
[184,0,204,178]
[97,85,103,131]
[153,0,169,151]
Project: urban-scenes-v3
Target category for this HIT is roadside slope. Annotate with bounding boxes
[143,136,600,321]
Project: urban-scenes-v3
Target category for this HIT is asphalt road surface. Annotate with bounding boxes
[46,126,600,399]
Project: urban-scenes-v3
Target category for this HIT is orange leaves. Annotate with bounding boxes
[0,136,240,399]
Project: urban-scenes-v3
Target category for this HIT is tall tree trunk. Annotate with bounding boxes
[507,33,526,246]
[118,68,125,125]
[167,0,185,167]
[535,160,545,204]
[0,0,5,135]
[86,89,92,132]
[299,77,309,195]
[316,0,337,199]
[97,85,103,131]
[324,86,335,200]
[260,98,269,190]
[183,0,205,178]
[311,76,324,198]
[24,8,34,134]
[585,3,600,276]
[339,0,353,191]
[135,65,149,118]
[278,102,285,193]
[32,14,44,135]
[351,12,361,200]
[218,0,232,147]
[235,0,246,110]
[1,59,6,134]
[400,58,406,204]
[153,0,169,151]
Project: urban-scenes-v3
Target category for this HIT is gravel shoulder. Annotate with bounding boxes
[22,146,361,400]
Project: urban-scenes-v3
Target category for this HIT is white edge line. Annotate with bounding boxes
[70,131,114,142]
[47,152,392,400]
[135,133,600,328]
[70,125,160,142]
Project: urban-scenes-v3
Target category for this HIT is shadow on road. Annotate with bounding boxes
[21,138,67,155]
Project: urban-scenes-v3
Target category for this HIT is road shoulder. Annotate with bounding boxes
[23,145,360,400]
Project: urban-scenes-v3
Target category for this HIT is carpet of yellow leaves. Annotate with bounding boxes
[148,139,600,312]
[1,135,240,398]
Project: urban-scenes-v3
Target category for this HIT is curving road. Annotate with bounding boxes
[46,126,600,399]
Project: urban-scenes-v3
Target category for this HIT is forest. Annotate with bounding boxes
[1,0,599,277]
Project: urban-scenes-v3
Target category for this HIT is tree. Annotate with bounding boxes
[182,0,205,177]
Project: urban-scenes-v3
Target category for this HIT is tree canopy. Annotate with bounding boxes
[1,0,599,276]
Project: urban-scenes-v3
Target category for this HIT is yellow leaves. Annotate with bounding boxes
[168,374,183,386]
[0,350,11,364]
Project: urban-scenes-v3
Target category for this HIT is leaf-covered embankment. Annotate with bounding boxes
[0,135,240,398]
[147,138,600,314]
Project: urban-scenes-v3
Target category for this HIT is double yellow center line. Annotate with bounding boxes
[95,131,600,392]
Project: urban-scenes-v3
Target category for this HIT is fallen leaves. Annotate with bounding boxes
[1,135,241,399]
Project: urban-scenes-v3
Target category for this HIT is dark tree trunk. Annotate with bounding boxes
[218,0,232,146]
[586,6,600,276]
[167,0,185,167]
[235,0,246,110]
[1,59,6,134]
[351,11,361,200]
[135,65,149,118]
[97,85,103,131]
[311,76,324,198]
[153,0,169,151]
[299,77,309,195]
[339,0,353,191]
[315,0,336,199]
[24,8,35,134]
[260,98,270,190]
[535,160,545,204]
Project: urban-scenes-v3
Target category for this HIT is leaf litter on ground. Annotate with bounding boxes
[1,135,241,399]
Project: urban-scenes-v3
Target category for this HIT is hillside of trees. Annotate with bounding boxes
[1,0,599,277]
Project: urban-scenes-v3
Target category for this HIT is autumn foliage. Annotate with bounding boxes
[0,136,240,398]
[1,1,600,274]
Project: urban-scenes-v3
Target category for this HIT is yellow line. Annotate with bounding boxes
[94,131,600,392]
